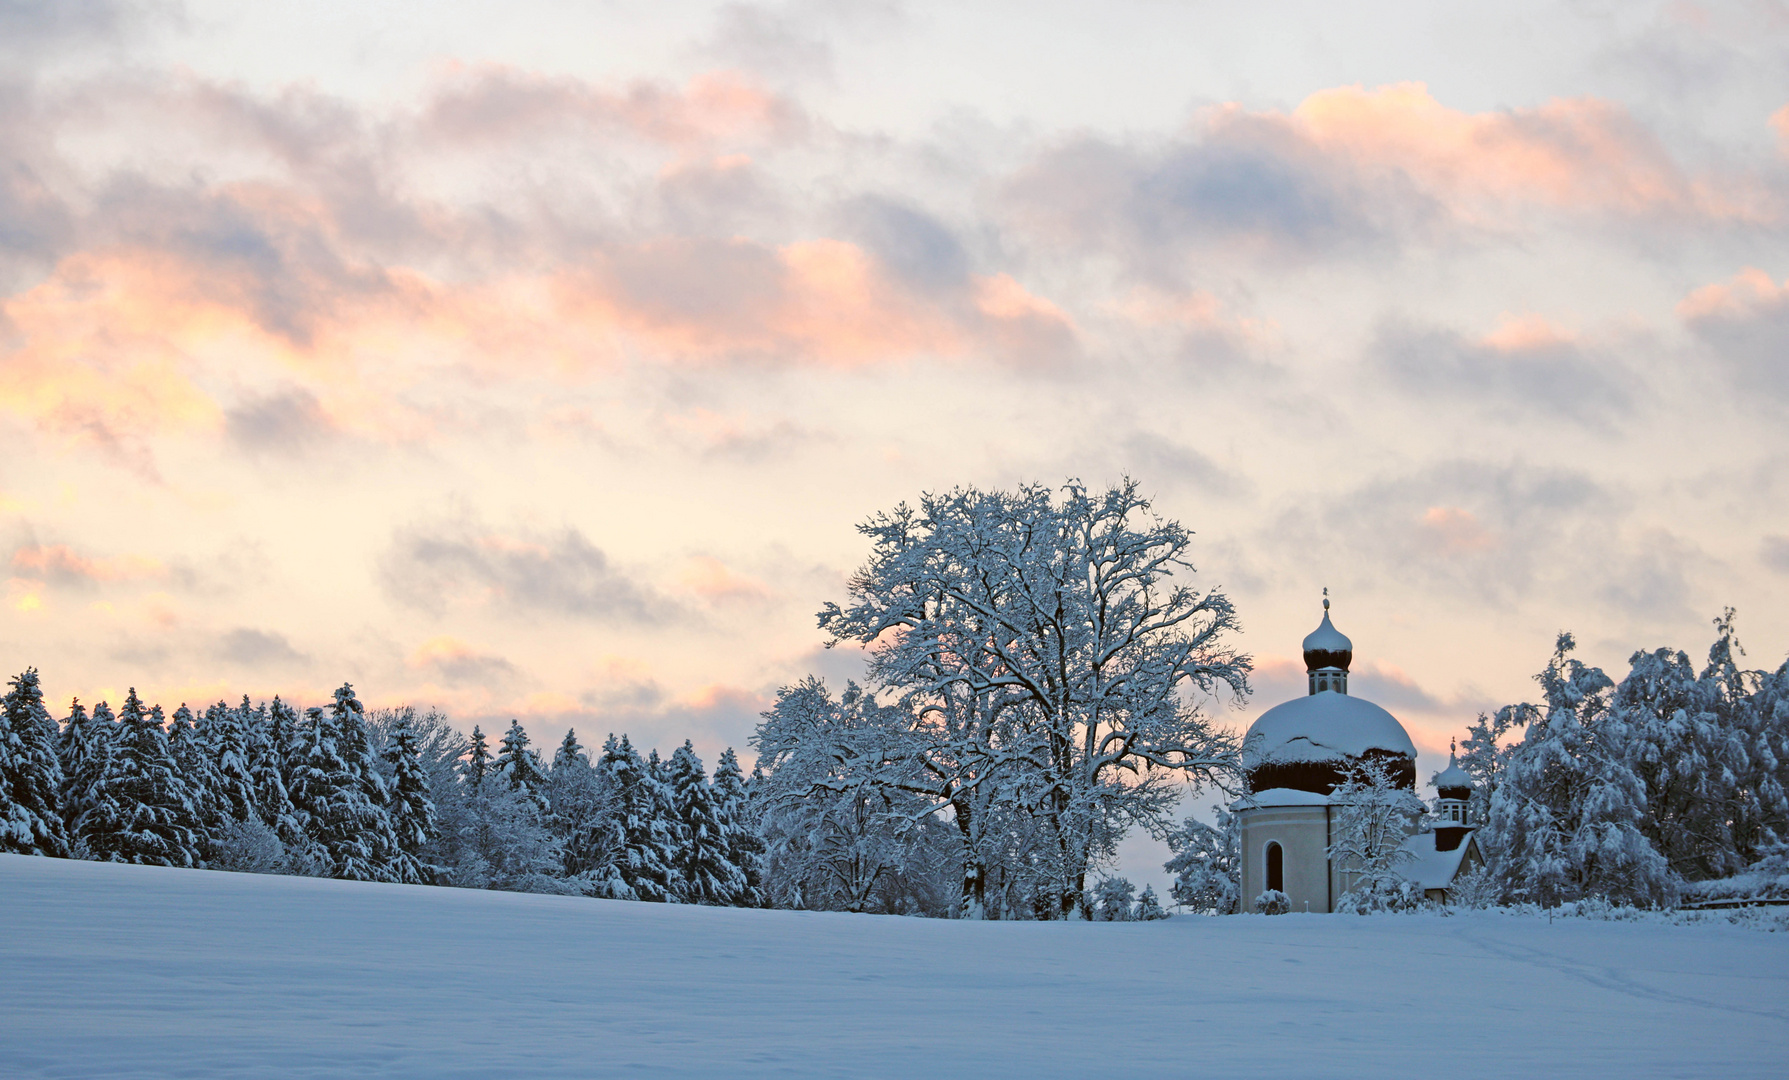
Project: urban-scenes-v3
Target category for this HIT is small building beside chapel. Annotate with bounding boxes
[1234,599,1483,912]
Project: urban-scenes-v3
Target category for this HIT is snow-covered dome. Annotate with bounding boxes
[1302,601,1352,672]
[1244,598,1416,794]
[1433,753,1473,801]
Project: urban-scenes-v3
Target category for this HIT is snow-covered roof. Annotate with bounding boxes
[1242,691,1417,767]
[1433,754,1472,794]
[1233,787,1331,809]
[1397,830,1475,891]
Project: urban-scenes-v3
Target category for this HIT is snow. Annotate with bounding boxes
[1398,830,1474,891]
[1235,787,1331,807]
[1243,690,1418,764]
[1301,608,1352,656]
[1433,753,1473,791]
[4,856,1787,1078]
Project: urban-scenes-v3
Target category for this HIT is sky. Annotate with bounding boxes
[4,0,1789,887]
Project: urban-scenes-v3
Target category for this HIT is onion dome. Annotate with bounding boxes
[1243,594,1416,795]
[1302,596,1353,672]
[1434,751,1473,802]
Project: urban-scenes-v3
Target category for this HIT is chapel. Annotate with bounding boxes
[1234,597,1483,912]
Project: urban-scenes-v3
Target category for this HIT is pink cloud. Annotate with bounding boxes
[1290,82,1767,221]
[1478,313,1577,353]
[679,556,772,604]
[11,543,165,584]
[1677,266,1788,320]
[416,67,808,149]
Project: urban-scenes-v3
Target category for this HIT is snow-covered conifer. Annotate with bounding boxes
[334,684,401,880]
[382,707,436,884]
[552,729,586,773]
[494,719,547,805]
[289,694,395,882]
[1164,808,1240,914]
[667,741,747,905]
[198,700,257,829]
[83,690,199,866]
[58,698,111,853]
[1,668,68,856]
[464,726,491,790]
[548,729,614,881]
[252,696,304,847]
[1136,884,1169,920]
[712,747,764,907]
[167,704,221,848]
[588,734,675,901]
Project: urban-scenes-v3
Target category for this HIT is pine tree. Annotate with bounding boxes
[1,668,69,856]
[57,698,112,853]
[83,690,200,866]
[167,704,221,851]
[333,684,401,880]
[1136,884,1169,920]
[252,696,304,848]
[288,691,396,882]
[382,707,436,885]
[552,729,587,773]
[494,720,547,805]
[589,734,675,901]
[198,700,258,829]
[712,747,765,906]
[464,726,491,791]
[667,741,747,905]
[550,728,613,880]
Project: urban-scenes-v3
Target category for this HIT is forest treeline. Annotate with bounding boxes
[0,676,770,906]
[5,479,1786,919]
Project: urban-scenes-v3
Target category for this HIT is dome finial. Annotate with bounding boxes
[1322,586,1329,612]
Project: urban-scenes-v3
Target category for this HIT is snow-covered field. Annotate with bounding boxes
[3,854,1786,1078]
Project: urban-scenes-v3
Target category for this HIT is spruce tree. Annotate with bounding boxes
[382,707,437,884]
[712,747,765,906]
[590,734,675,901]
[464,726,491,791]
[550,729,611,879]
[288,698,393,881]
[552,729,587,773]
[199,700,258,828]
[1,668,69,856]
[494,719,547,805]
[1136,884,1169,920]
[253,696,304,848]
[83,690,200,866]
[667,741,746,905]
[167,704,221,849]
[61,699,115,854]
[328,684,401,881]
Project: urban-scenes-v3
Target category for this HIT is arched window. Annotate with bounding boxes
[1266,841,1284,893]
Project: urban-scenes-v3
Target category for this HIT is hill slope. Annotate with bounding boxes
[2,854,1785,1078]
